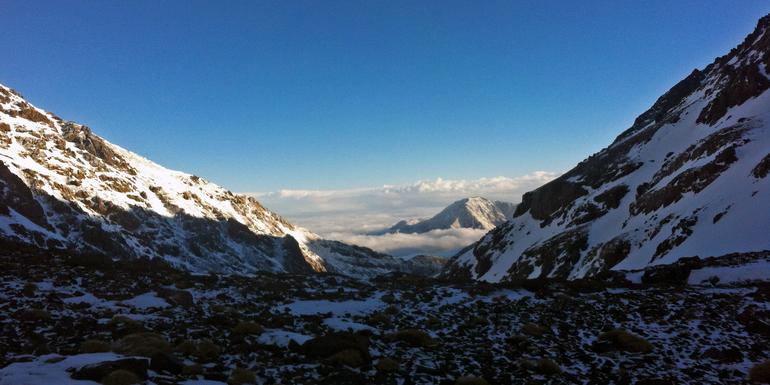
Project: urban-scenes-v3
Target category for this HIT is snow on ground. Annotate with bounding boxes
[257,329,313,347]
[276,293,386,316]
[323,317,375,332]
[0,353,128,385]
[688,260,770,284]
[119,292,171,309]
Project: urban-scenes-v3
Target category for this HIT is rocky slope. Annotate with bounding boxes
[0,84,427,278]
[374,197,516,235]
[444,14,770,282]
[1,246,768,385]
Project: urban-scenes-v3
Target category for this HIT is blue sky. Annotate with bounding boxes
[2,1,770,192]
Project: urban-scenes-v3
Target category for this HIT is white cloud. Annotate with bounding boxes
[328,228,489,258]
[249,171,558,257]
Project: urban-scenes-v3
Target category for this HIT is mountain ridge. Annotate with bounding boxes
[0,84,438,278]
[443,13,770,282]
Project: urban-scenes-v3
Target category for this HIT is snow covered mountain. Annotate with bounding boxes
[374,197,516,235]
[0,84,427,278]
[444,14,770,282]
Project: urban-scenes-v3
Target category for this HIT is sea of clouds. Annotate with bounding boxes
[252,171,557,258]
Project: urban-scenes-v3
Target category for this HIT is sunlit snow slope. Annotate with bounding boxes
[444,14,770,282]
[0,85,427,278]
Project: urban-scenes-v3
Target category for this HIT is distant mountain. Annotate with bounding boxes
[443,14,770,282]
[0,84,437,278]
[374,197,516,235]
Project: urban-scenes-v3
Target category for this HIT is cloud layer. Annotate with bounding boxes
[251,171,558,257]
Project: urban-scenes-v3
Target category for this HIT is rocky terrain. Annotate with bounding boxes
[445,14,770,282]
[0,84,443,279]
[0,244,769,384]
[372,197,516,235]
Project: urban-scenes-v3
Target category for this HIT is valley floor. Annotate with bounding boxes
[0,247,769,385]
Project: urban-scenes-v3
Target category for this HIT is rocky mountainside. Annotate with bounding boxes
[374,197,516,235]
[0,84,431,278]
[444,14,770,282]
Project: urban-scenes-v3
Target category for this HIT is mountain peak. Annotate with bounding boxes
[377,197,516,235]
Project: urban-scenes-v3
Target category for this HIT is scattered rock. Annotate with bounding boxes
[71,358,149,382]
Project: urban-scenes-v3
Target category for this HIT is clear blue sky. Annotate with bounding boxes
[2,1,769,192]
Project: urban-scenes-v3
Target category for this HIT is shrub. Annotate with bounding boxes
[22,282,37,297]
[112,332,171,357]
[385,329,436,347]
[18,308,50,322]
[384,305,400,315]
[80,339,110,353]
[175,340,197,356]
[107,316,143,336]
[750,360,770,383]
[375,357,399,373]
[455,376,489,385]
[536,358,561,374]
[182,364,203,375]
[381,294,397,303]
[232,321,264,335]
[367,312,391,326]
[194,339,221,361]
[324,349,365,367]
[301,332,370,363]
[228,367,257,385]
[521,322,549,337]
[425,317,442,329]
[101,369,140,385]
[598,329,653,353]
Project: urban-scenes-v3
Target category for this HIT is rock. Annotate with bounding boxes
[641,257,702,285]
[150,352,183,374]
[70,358,149,382]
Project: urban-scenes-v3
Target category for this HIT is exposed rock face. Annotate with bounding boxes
[375,197,516,235]
[0,84,415,278]
[444,14,770,282]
